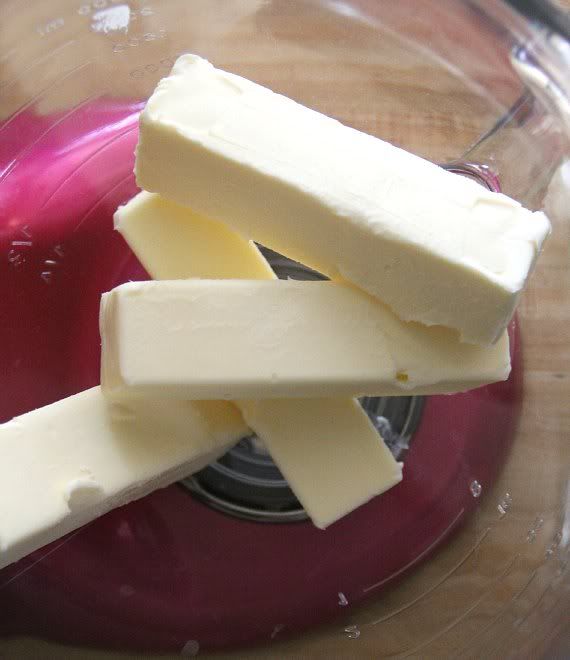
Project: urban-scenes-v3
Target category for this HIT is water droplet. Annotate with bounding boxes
[338,592,349,607]
[43,259,58,267]
[497,492,512,516]
[470,480,482,498]
[181,639,200,656]
[344,624,360,639]
[40,271,53,284]
[53,244,65,258]
[20,225,32,238]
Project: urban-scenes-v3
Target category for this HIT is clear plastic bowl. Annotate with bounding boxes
[0,1,568,657]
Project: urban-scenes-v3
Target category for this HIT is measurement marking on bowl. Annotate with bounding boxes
[73,170,134,233]
[40,122,138,211]
[525,516,545,544]
[0,39,76,93]
[0,60,93,141]
[497,492,513,516]
[0,93,103,185]
[91,5,130,34]
[514,581,556,631]
[344,624,360,640]
[470,480,482,498]
[449,567,539,659]
[363,507,467,595]
[545,531,563,560]
[7,228,34,269]
[7,250,25,269]
[78,0,119,14]
[397,555,519,658]
[270,624,285,639]
[368,526,491,625]
[113,28,166,53]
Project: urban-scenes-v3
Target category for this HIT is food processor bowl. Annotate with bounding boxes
[0,1,568,657]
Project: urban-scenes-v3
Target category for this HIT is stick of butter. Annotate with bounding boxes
[115,192,403,528]
[115,190,274,281]
[238,398,402,529]
[100,278,510,401]
[0,387,247,570]
[135,53,550,345]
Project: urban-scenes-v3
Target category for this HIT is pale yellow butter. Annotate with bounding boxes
[135,53,550,345]
[0,387,246,570]
[115,192,403,528]
[100,278,510,400]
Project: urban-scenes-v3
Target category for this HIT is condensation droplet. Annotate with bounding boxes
[338,591,349,607]
[20,225,32,238]
[53,244,65,257]
[470,480,482,498]
[41,271,53,284]
[181,639,200,656]
[498,492,512,516]
[344,624,360,640]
